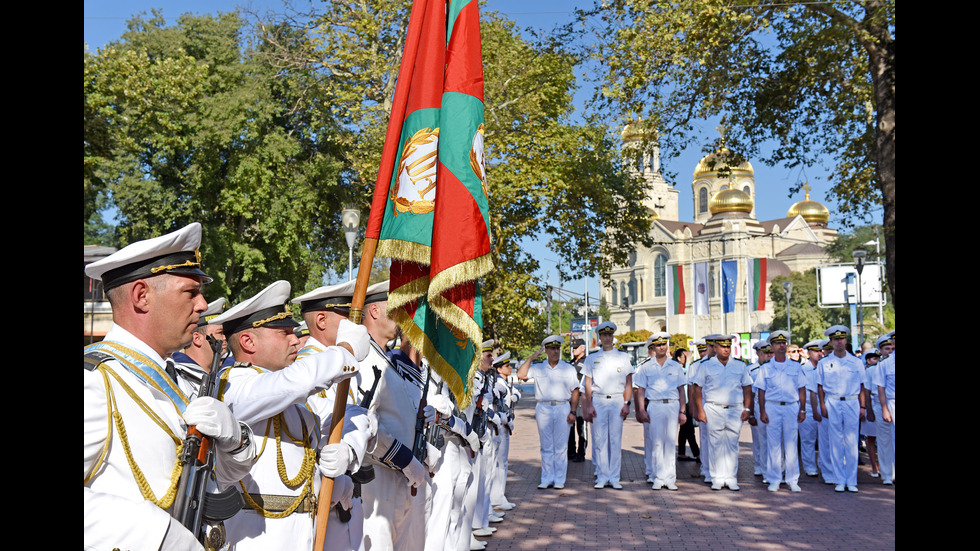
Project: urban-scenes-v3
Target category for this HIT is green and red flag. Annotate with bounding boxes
[666,264,684,315]
[363,0,492,408]
[746,258,767,311]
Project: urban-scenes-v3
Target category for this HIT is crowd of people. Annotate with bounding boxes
[84,223,521,551]
[516,322,895,496]
[83,222,894,551]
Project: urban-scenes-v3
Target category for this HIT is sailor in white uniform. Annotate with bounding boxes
[817,325,867,492]
[213,280,371,549]
[633,332,687,490]
[691,334,753,491]
[872,333,895,485]
[754,331,807,492]
[582,321,633,489]
[517,335,581,490]
[746,340,772,480]
[84,222,257,551]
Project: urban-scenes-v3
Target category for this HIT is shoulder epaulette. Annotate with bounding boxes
[84,350,115,372]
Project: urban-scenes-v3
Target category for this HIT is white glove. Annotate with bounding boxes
[428,393,454,417]
[481,393,493,410]
[183,397,242,452]
[507,394,518,407]
[466,429,481,452]
[424,441,442,470]
[507,420,514,433]
[422,404,437,424]
[164,516,205,551]
[494,379,508,398]
[403,456,426,489]
[336,319,371,361]
[318,442,355,478]
[513,389,521,401]
[330,474,354,511]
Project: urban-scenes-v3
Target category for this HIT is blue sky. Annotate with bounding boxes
[85,0,876,304]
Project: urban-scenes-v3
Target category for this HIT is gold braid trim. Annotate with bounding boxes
[91,364,184,510]
[252,307,293,328]
[376,239,431,267]
[225,364,317,519]
[150,259,201,274]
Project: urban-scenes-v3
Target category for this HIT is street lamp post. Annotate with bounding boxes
[852,248,867,347]
[341,206,360,281]
[782,280,793,339]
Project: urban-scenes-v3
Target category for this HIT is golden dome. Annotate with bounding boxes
[787,187,830,224]
[693,147,754,179]
[621,119,657,143]
[709,187,754,215]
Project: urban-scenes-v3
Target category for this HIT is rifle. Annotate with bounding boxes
[335,364,383,524]
[170,335,244,548]
[410,368,431,496]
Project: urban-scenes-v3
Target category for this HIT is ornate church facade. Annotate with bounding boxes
[605,123,837,340]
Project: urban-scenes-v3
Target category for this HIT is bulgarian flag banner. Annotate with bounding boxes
[666,264,685,315]
[364,0,492,407]
[746,257,767,311]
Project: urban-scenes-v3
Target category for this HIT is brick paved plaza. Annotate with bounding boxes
[480,384,895,551]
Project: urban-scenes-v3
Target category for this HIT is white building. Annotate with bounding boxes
[605,123,836,338]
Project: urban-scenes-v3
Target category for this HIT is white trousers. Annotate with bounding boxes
[535,402,571,485]
[470,443,490,529]
[590,395,626,484]
[454,444,477,551]
[816,415,834,483]
[799,407,818,475]
[425,437,464,551]
[698,418,711,478]
[874,399,896,481]
[764,402,801,485]
[704,403,743,486]
[361,465,425,551]
[490,429,510,506]
[645,400,680,485]
[750,395,767,475]
[826,399,860,487]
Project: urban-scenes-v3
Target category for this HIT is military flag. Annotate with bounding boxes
[363,0,492,408]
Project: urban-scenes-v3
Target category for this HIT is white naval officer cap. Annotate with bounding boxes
[213,280,299,335]
[291,279,357,314]
[363,280,390,305]
[646,332,671,347]
[875,334,893,349]
[85,222,213,291]
[198,297,227,326]
[819,338,832,350]
[493,351,511,366]
[802,339,823,352]
[767,330,790,345]
[753,340,772,352]
[596,321,617,334]
[712,334,735,347]
[294,320,310,338]
[542,335,564,348]
[482,339,496,352]
[825,325,849,339]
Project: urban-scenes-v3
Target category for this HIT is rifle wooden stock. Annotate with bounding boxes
[313,237,378,551]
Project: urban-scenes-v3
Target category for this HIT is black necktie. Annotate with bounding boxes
[165,359,178,384]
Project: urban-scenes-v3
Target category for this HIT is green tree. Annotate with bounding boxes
[585,0,895,309]
[83,10,360,302]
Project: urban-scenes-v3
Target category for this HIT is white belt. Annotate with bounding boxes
[648,398,678,403]
[597,394,623,399]
[769,401,799,406]
[541,400,568,406]
[708,402,741,409]
[831,395,860,401]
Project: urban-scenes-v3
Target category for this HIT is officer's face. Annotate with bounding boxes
[544,345,561,362]
[599,332,615,348]
[714,344,731,361]
[250,326,300,370]
[150,274,208,356]
[880,343,894,356]
[830,336,847,355]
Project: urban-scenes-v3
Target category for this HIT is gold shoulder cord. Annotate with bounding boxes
[220,364,317,519]
[85,363,184,510]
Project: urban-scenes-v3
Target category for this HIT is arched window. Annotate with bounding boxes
[654,254,667,297]
[620,281,628,307]
[698,187,709,213]
[709,264,716,298]
[611,283,618,307]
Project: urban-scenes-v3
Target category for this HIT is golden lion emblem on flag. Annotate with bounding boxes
[392,127,440,215]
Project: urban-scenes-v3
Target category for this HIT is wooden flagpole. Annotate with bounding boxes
[312,237,378,550]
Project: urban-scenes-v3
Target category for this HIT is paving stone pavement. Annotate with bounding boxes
[480,384,895,551]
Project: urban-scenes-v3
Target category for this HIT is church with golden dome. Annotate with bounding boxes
[605,124,837,340]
